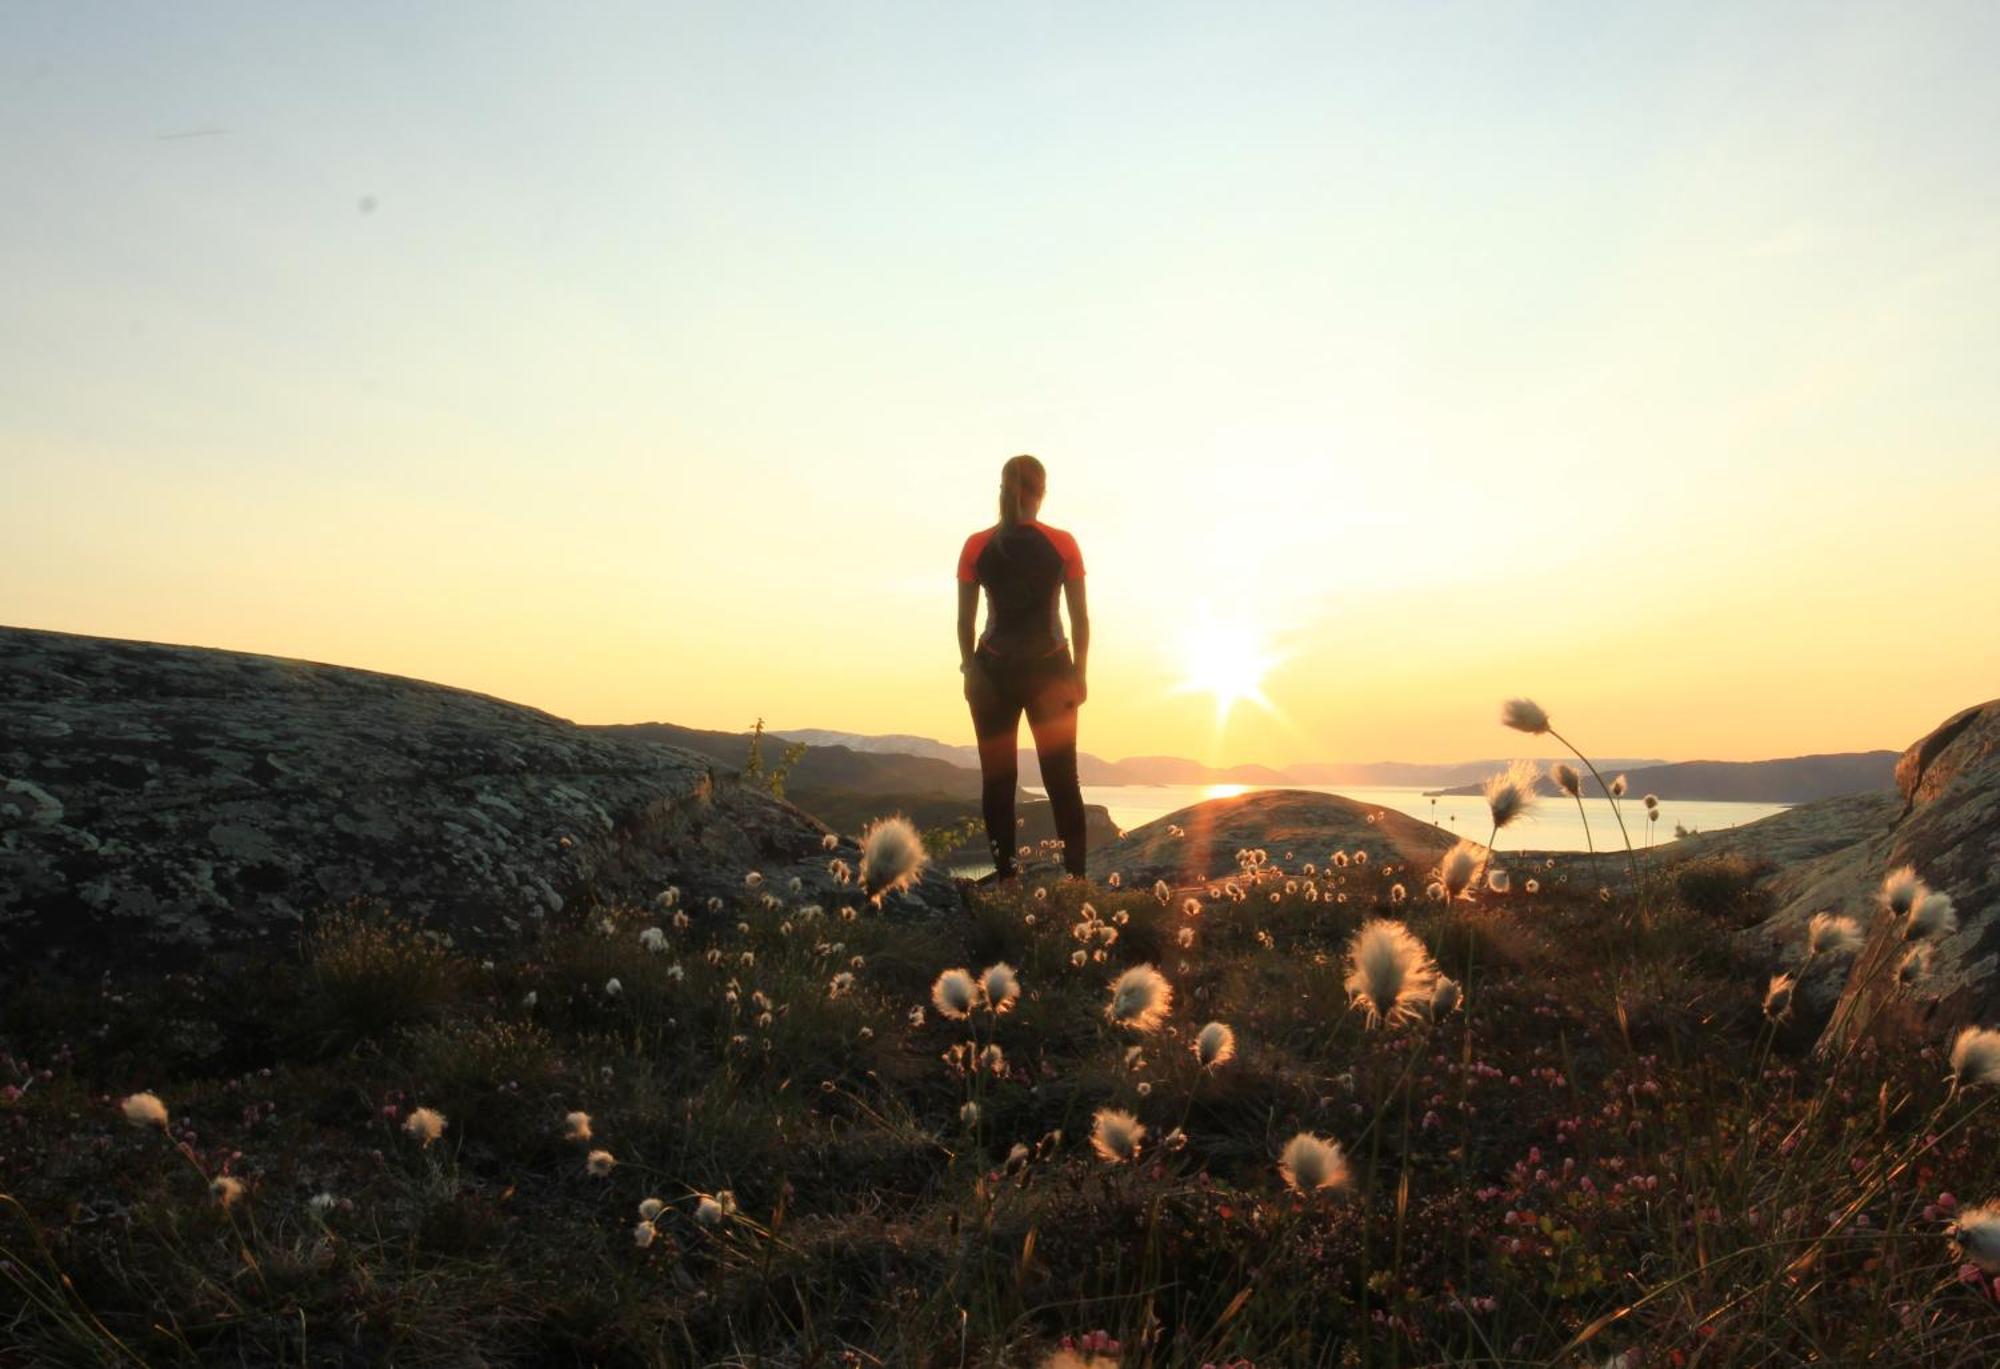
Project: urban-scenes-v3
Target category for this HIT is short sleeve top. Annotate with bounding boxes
[957,519,1083,658]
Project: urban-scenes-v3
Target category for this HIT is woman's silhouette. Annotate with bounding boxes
[957,455,1090,881]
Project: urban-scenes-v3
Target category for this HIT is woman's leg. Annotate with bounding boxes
[1024,660,1087,877]
[966,660,1025,874]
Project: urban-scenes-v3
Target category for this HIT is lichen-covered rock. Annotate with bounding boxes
[0,627,961,967]
[1087,788,1456,888]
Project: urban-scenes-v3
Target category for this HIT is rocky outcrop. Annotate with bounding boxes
[1087,788,1457,887]
[1668,701,2000,1030]
[0,628,961,967]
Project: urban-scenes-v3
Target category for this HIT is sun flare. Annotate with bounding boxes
[1170,609,1282,726]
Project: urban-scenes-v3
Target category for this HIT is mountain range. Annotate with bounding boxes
[773,728,1669,789]
[1428,751,1901,804]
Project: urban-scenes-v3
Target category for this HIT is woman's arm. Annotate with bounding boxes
[1063,578,1089,704]
[957,582,980,690]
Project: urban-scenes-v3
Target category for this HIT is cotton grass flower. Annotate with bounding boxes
[1949,1027,2000,1089]
[1907,891,1958,942]
[564,1110,593,1143]
[1438,840,1482,900]
[210,1176,245,1209]
[121,1092,169,1130]
[1501,698,1550,734]
[1764,973,1795,1021]
[639,1197,665,1222]
[1481,760,1540,831]
[828,970,856,999]
[980,962,1020,1014]
[931,968,978,1019]
[1106,964,1173,1032]
[1090,1107,1145,1163]
[1486,867,1510,894]
[1881,865,1926,918]
[1194,1021,1236,1069]
[604,977,624,997]
[859,814,928,903]
[1428,976,1462,1020]
[1345,919,1438,1028]
[1277,1132,1349,1193]
[404,1106,447,1148]
[1551,762,1582,799]
[1951,1202,2000,1273]
[959,1100,981,1127]
[586,1149,617,1177]
[694,1194,726,1226]
[638,926,668,953]
[1897,944,1934,990]
[1806,912,1864,958]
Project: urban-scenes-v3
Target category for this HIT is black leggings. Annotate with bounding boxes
[966,648,1088,876]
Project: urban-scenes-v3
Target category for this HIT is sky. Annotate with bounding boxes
[5,2,1997,768]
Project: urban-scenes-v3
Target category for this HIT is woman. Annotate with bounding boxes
[956,454,1090,881]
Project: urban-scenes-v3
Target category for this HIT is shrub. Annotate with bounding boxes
[1674,854,1775,925]
[300,907,463,1050]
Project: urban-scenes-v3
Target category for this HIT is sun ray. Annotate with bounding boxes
[1166,605,1286,730]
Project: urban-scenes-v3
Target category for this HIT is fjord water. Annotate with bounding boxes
[1025,783,1791,852]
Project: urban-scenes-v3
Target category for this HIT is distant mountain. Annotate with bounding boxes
[1286,758,1669,787]
[1429,752,1900,804]
[772,729,984,768]
[1106,755,1297,785]
[591,721,1120,850]
[772,728,1665,789]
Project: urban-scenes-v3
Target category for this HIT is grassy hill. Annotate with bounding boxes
[5,833,1994,1364]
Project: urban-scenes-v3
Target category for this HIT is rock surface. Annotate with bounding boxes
[1663,701,2000,1029]
[1087,788,1458,888]
[0,628,961,966]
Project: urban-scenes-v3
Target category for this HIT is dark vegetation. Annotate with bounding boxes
[2,849,1996,1367]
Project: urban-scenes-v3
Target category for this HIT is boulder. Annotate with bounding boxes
[0,627,962,967]
[1087,787,1457,888]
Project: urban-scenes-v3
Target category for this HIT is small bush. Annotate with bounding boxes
[1674,854,1775,925]
[300,907,463,1049]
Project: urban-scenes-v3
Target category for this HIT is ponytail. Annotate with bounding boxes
[997,454,1047,527]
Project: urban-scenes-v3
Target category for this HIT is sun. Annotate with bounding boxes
[1170,610,1282,726]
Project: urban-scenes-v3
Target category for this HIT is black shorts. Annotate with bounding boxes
[968,646,1078,740]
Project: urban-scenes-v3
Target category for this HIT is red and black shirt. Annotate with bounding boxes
[957,519,1085,659]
